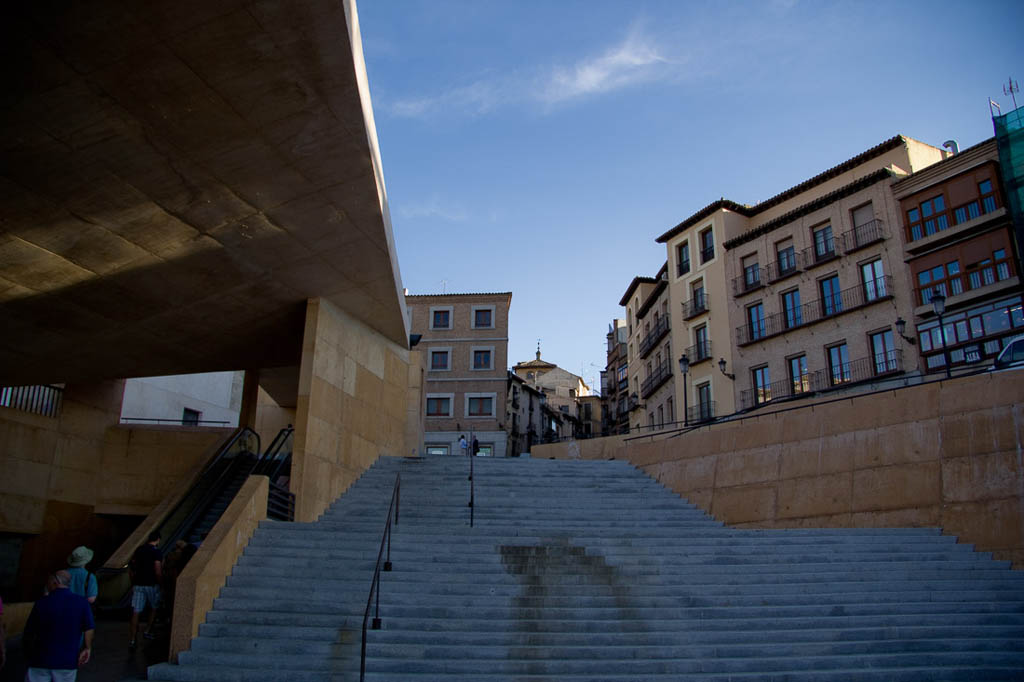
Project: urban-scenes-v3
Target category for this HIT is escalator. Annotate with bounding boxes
[96,426,294,609]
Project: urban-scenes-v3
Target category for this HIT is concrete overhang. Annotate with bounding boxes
[0,0,408,387]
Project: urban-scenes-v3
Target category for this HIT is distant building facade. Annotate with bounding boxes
[506,372,544,456]
[406,292,512,457]
[600,319,629,435]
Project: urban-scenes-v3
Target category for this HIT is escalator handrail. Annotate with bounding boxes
[160,427,262,553]
[253,426,293,477]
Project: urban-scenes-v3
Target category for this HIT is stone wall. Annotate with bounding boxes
[534,370,1024,567]
[292,298,416,522]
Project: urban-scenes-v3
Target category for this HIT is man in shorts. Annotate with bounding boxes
[23,570,94,681]
[128,531,162,647]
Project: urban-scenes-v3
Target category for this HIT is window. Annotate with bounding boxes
[425,444,450,456]
[700,227,714,263]
[694,325,709,360]
[918,261,963,305]
[965,248,1013,291]
[472,306,494,329]
[776,243,797,276]
[907,194,948,241]
[426,394,452,417]
[813,224,834,262]
[476,443,494,457]
[430,306,452,330]
[861,259,886,302]
[788,355,809,395]
[666,397,674,423]
[742,255,760,291]
[852,202,874,228]
[747,303,766,341]
[820,275,842,316]
[471,347,493,370]
[466,393,495,417]
[782,289,802,329]
[828,344,850,385]
[979,179,997,213]
[182,408,201,426]
[657,406,664,427]
[676,241,690,276]
[617,366,627,381]
[696,382,712,421]
[692,281,706,309]
[752,366,771,405]
[430,349,450,370]
[871,330,897,375]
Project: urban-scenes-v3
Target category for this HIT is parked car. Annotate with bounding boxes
[991,334,1024,371]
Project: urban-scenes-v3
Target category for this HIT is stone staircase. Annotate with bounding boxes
[148,455,1024,681]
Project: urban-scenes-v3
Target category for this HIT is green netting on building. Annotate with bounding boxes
[994,106,1024,241]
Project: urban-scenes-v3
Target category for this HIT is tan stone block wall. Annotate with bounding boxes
[169,475,268,662]
[293,298,415,522]
[534,371,1024,567]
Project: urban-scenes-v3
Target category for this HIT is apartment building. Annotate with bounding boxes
[506,371,544,456]
[655,206,741,423]
[892,139,1022,373]
[512,349,591,417]
[600,319,629,435]
[406,292,512,457]
[620,269,672,431]
[577,394,603,438]
[657,135,950,415]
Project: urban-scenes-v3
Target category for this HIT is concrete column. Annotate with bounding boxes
[238,369,261,430]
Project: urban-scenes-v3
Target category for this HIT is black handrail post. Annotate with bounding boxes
[361,472,401,682]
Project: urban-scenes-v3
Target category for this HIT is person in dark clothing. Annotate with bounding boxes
[128,531,162,647]
[22,569,94,681]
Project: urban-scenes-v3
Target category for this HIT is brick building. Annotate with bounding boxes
[406,292,512,457]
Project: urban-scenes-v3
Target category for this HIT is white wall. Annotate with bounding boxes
[120,371,243,426]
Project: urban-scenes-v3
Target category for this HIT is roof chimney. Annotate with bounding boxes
[942,140,959,156]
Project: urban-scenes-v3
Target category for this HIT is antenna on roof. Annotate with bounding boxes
[1004,76,1020,110]
[439,279,448,294]
[990,98,1002,118]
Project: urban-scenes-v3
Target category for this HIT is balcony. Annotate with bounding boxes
[686,401,716,424]
[739,349,903,410]
[763,251,804,283]
[617,377,629,393]
[735,276,893,346]
[841,218,886,253]
[686,339,712,365]
[638,316,670,359]
[682,294,709,320]
[640,358,673,399]
[800,238,838,270]
[677,259,691,277]
[731,266,764,297]
[700,245,715,263]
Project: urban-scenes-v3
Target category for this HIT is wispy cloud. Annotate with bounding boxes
[397,196,469,223]
[538,28,670,104]
[383,26,676,119]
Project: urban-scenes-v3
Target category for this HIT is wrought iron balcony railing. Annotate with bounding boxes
[640,358,673,399]
[682,294,709,320]
[638,315,670,359]
[731,266,763,296]
[735,276,893,346]
[840,218,887,252]
[686,401,716,424]
[800,237,838,269]
[763,251,804,283]
[686,340,712,364]
[738,349,903,410]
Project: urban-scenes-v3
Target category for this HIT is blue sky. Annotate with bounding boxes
[358,0,1024,392]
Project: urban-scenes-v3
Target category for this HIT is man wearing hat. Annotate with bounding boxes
[66,547,97,604]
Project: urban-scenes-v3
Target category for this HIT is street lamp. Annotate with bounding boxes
[718,358,735,380]
[894,317,917,345]
[678,353,690,427]
[931,290,951,379]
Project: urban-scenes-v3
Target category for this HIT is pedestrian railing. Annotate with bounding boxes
[361,472,400,682]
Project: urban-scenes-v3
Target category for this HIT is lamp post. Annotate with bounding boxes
[894,317,917,345]
[678,353,690,427]
[931,290,951,379]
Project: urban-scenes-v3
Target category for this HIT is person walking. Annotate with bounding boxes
[65,547,97,605]
[128,531,162,647]
[22,569,94,682]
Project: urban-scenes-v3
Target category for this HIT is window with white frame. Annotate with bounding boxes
[472,305,495,329]
[471,346,494,370]
[429,306,453,330]
[465,392,496,417]
[425,444,450,456]
[425,393,453,417]
[429,348,451,371]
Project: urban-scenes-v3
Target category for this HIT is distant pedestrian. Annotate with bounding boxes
[22,569,94,681]
[128,531,162,647]
[458,434,468,455]
[472,437,480,456]
[65,547,97,604]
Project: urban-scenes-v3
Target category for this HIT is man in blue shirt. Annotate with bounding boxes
[23,570,94,681]
[65,546,97,604]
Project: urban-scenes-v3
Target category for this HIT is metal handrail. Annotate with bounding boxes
[361,472,401,682]
[468,432,475,528]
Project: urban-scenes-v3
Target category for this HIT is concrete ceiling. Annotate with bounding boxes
[0,0,408,388]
